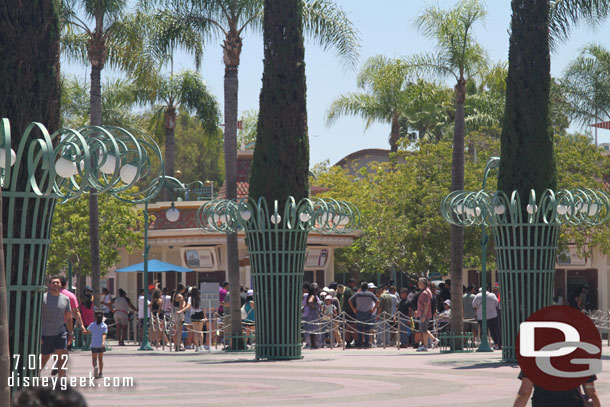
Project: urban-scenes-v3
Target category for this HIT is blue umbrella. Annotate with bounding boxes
[116,259,194,273]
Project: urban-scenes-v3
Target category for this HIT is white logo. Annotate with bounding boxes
[519,321,602,378]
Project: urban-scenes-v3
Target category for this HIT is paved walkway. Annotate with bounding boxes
[42,341,610,407]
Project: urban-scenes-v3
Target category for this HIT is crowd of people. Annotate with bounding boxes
[300,277,504,351]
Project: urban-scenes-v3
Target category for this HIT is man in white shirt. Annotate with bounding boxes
[471,288,501,349]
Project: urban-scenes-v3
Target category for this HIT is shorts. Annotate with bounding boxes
[172,312,184,324]
[191,311,204,321]
[114,311,128,325]
[419,317,430,333]
[91,346,106,353]
[41,332,68,355]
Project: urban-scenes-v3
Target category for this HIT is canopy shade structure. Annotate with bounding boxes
[591,121,610,130]
[115,259,193,273]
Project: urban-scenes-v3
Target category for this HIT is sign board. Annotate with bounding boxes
[181,247,218,270]
[200,282,220,309]
[557,247,586,266]
[305,248,328,269]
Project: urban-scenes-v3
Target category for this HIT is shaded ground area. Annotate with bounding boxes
[42,340,610,407]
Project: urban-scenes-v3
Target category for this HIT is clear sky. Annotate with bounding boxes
[63,0,610,167]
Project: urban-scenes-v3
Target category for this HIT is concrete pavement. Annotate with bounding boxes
[39,341,610,407]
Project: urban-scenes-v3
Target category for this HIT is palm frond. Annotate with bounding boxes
[303,0,361,69]
[326,93,389,128]
[550,0,610,50]
[177,71,221,134]
[403,52,458,82]
[61,31,89,63]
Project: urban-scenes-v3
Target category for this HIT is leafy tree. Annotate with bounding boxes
[47,195,144,281]
[561,44,610,144]
[314,132,610,286]
[173,112,225,187]
[412,0,488,336]
[237,109,258,148]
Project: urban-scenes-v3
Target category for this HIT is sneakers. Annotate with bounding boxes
[431,340,440,349]
[416,345,428,352]
[194,346,199,352]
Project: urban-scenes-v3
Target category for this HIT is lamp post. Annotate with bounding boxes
[139,176,202,351]
[441,180,610,360]
[1,120,165,380]
[476,157,499,353]
[197,197,359,360]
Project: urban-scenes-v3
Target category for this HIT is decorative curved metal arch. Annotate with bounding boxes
[196,197,361,234]
[0,119,165,380]
[441,188,610,227]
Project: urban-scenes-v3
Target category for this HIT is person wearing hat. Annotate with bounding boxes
[438,299,452,332]
[84,307,107,379]
[348,282,379,348]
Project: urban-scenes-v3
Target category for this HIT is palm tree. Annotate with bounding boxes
[134,69,221,185]
[146,0,359,348]
[61,0,147,306]
[326,55,415,153]
[411,0,488,338]
[561,44,610,145]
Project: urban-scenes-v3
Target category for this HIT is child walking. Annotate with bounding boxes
[86,308,107,379]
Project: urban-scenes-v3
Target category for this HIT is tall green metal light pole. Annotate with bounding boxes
[476,157,499,353]
[139,177,203,351]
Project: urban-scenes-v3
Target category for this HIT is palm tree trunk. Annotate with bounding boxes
[389,112,400,153]
[164,106,176,200]
[90,65,103,307]
[224,62,243,348]
[450,79,466,340]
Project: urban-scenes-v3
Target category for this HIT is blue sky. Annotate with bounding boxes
[63,0,610,167]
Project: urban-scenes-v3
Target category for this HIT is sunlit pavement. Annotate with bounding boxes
[52,340,610,407]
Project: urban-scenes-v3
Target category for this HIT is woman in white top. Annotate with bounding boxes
[180,287,206,351]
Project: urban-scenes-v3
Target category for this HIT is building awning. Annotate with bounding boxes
[591,121,610,130]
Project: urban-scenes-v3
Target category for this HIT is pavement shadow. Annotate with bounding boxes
[453,361,517,370]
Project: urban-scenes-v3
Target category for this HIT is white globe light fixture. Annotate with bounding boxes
[299,212,311,222]
[55,157,78,178]
[0,149,16,168]
[166,205,180,222]
[240,210,252,221]
[99,154,117,174]
[270,214,281,224]
[119,163,138,184]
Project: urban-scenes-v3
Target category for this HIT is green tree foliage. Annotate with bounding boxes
[249,0,309,204]
[237,109,259,148]
[314,133,610,282]
[173,112,225,187]
[47,194,144,277]
[498,0,556,200]
[561,44,610,133]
